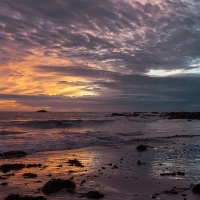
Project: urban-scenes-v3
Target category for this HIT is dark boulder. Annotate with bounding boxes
[83,191,104,199]
[136,145,148,152]
[42,178,76,195]
[192,184,200,194]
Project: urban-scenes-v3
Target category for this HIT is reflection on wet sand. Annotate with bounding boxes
[0,142,200,200]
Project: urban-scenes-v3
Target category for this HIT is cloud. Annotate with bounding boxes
[0,0,200,111]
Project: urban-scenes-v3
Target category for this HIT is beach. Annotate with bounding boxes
[0,112,200,199]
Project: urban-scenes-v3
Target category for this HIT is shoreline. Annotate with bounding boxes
[0,137,200,199]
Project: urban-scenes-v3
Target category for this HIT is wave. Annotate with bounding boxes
[9,119,114,129]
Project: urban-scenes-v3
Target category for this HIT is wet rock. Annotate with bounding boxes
[162,112,200,120]
[26,164,42,168]
[82,191,105,199]
[137,160,145,165]
[0,163,25,173]
[23,173,37,178]
[0,151,27,159]
[4,194,46,200]
[177,171,185,176]
[160,171,185,176]
[42,178,76,195]
[160,172,176,176]
[164,189,178,194]
[192,184,200,194]
[136,145,148,152]
[67,159,84,167]
[0,163,42,173]
[111,112,139,117]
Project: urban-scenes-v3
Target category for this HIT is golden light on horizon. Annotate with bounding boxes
[0,50,100,100]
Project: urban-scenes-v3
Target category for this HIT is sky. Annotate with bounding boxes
[0,0,200,112]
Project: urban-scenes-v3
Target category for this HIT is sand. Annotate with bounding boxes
[0,136,200,200]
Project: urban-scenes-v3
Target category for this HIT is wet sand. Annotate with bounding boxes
[0,136,200,200]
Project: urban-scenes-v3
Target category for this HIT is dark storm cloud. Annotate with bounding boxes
[35,63,200,110]
[1,0,200,69]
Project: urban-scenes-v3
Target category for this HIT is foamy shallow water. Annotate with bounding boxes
[0,112,200,154]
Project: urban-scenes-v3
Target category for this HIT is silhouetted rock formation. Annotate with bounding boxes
[162,112,200,120]
[111,113,139,117]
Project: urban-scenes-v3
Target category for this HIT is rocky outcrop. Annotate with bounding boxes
[42,178,76,195]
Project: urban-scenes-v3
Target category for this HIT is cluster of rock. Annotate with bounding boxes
[161,112,200,120]
[0,163,42,173]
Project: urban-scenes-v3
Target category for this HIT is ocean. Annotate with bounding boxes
[1,112,200,154]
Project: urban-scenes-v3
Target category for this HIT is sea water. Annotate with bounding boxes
[1,112,200,154]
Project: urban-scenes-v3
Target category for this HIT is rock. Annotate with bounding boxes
[4,194,47,200]
[0,151,27,159]
[0,164,25,173]
[26,164,42,168]
[192,184,200,194]
[0,163,42,173]
[23,173,37,178]
[111,113,139,117]
[164,189,178,194]
[160,172,176,176]
[160,171,185,176]
[161,112,200,120]
[137,160,145,165]
[136,145,148,152]
[1,182,8,186]
[42,178,76,195]
[84,191,104,199]
[36,110,47,112]
[67,159,84,167]
[177,171,185,176]
[111,165,118,169]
